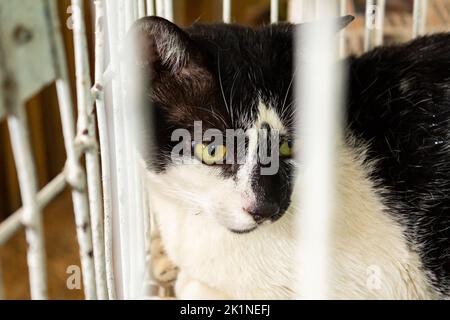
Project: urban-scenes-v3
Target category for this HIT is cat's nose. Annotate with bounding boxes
[243,203,280,223]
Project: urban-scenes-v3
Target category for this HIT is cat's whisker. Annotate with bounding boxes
[217,54,234,127]
[229,68,242,128]
[280,66,298,117]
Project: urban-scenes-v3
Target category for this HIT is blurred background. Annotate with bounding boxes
[0,0,448,299]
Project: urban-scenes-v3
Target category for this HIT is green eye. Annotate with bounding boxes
[193,142,227,165]
[279,139,293,158]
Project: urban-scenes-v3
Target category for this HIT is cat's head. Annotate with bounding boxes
[130,16,353,233]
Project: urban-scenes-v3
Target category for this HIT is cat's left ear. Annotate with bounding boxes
[126,16,209,81]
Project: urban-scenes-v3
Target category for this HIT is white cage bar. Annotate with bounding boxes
[0,0,97,299]
[0,263,4,299]
[147,0,155,16]
[0,0,438,301]
[104,0,131,299]
[271,0,279,23]
[339,0,348,57]
[93,0,117,300]
[0,173,66,247]
[295,0,343,300]
[223,0,232,23]
[138,0,146,19]
[413,0,428,37]
[289,0,316,23]
[120,0,142,299]
[364,0,386,51]
[50,0,97,298]
[71,0,108,300]
[103,0,152,299]
[156,0,165,18]
[8,102,47,300]
[164,0,174,22]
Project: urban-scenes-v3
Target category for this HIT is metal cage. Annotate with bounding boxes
[0,0,434,300]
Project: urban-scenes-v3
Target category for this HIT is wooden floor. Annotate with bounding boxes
[0,190,83,300]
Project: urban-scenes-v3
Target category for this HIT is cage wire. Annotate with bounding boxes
[0,0,431,300]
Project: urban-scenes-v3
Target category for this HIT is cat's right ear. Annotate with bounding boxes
[298,15,355,34]
[127,16,205,80]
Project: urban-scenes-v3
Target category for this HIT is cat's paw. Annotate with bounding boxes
[151,237,179,285]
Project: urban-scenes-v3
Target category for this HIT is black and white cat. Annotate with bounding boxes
[129,16,450,299]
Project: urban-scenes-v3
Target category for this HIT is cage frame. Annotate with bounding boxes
[0,0,432,300]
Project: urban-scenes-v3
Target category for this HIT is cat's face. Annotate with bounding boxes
[131,16,352,233]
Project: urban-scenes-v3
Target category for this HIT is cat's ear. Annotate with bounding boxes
[127,16,205,78]
[334,15,355,31]
[300,15,355,33]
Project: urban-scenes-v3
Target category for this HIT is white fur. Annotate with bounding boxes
[145,104,437,299]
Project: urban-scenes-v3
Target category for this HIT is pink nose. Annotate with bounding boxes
[243,203,280,223]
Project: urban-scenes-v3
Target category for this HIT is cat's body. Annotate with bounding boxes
[151,143,435,299]
[132,16,450,299]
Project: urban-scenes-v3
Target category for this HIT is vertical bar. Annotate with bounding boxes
[131,58,149,300]
[114,0,152,298]
[164,0,174,21]
[47,0,97,300]
[412,0,428,38]
[93,0,117,300]
[288,0,316,23]
[364,0,386,51]
[156,0,165,18]
[133,0,139,20]
[121,0,141,299]
[121,0,136,299]
[0,174,66,247]
[124,0,138,30]
[146,0,155,16]
[141,181,155,297]
[223,0,231,23]
[105,0,131,299]
[138,0,146,18]
[7,103,47,300]
[131,179,145,298]
[339,0,347,57]
[271,0,279,23]
[295,0,342,299]
[374,0,385,45]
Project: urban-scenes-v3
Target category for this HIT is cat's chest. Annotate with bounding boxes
[151,194,297,298]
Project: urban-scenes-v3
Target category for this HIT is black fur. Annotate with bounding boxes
[130,16,450,296]
[347,33,450,296]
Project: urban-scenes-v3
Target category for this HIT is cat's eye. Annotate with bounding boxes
[193,142,227,165]
[279,140,293,158]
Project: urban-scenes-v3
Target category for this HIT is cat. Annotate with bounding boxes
[128,15,450,299]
